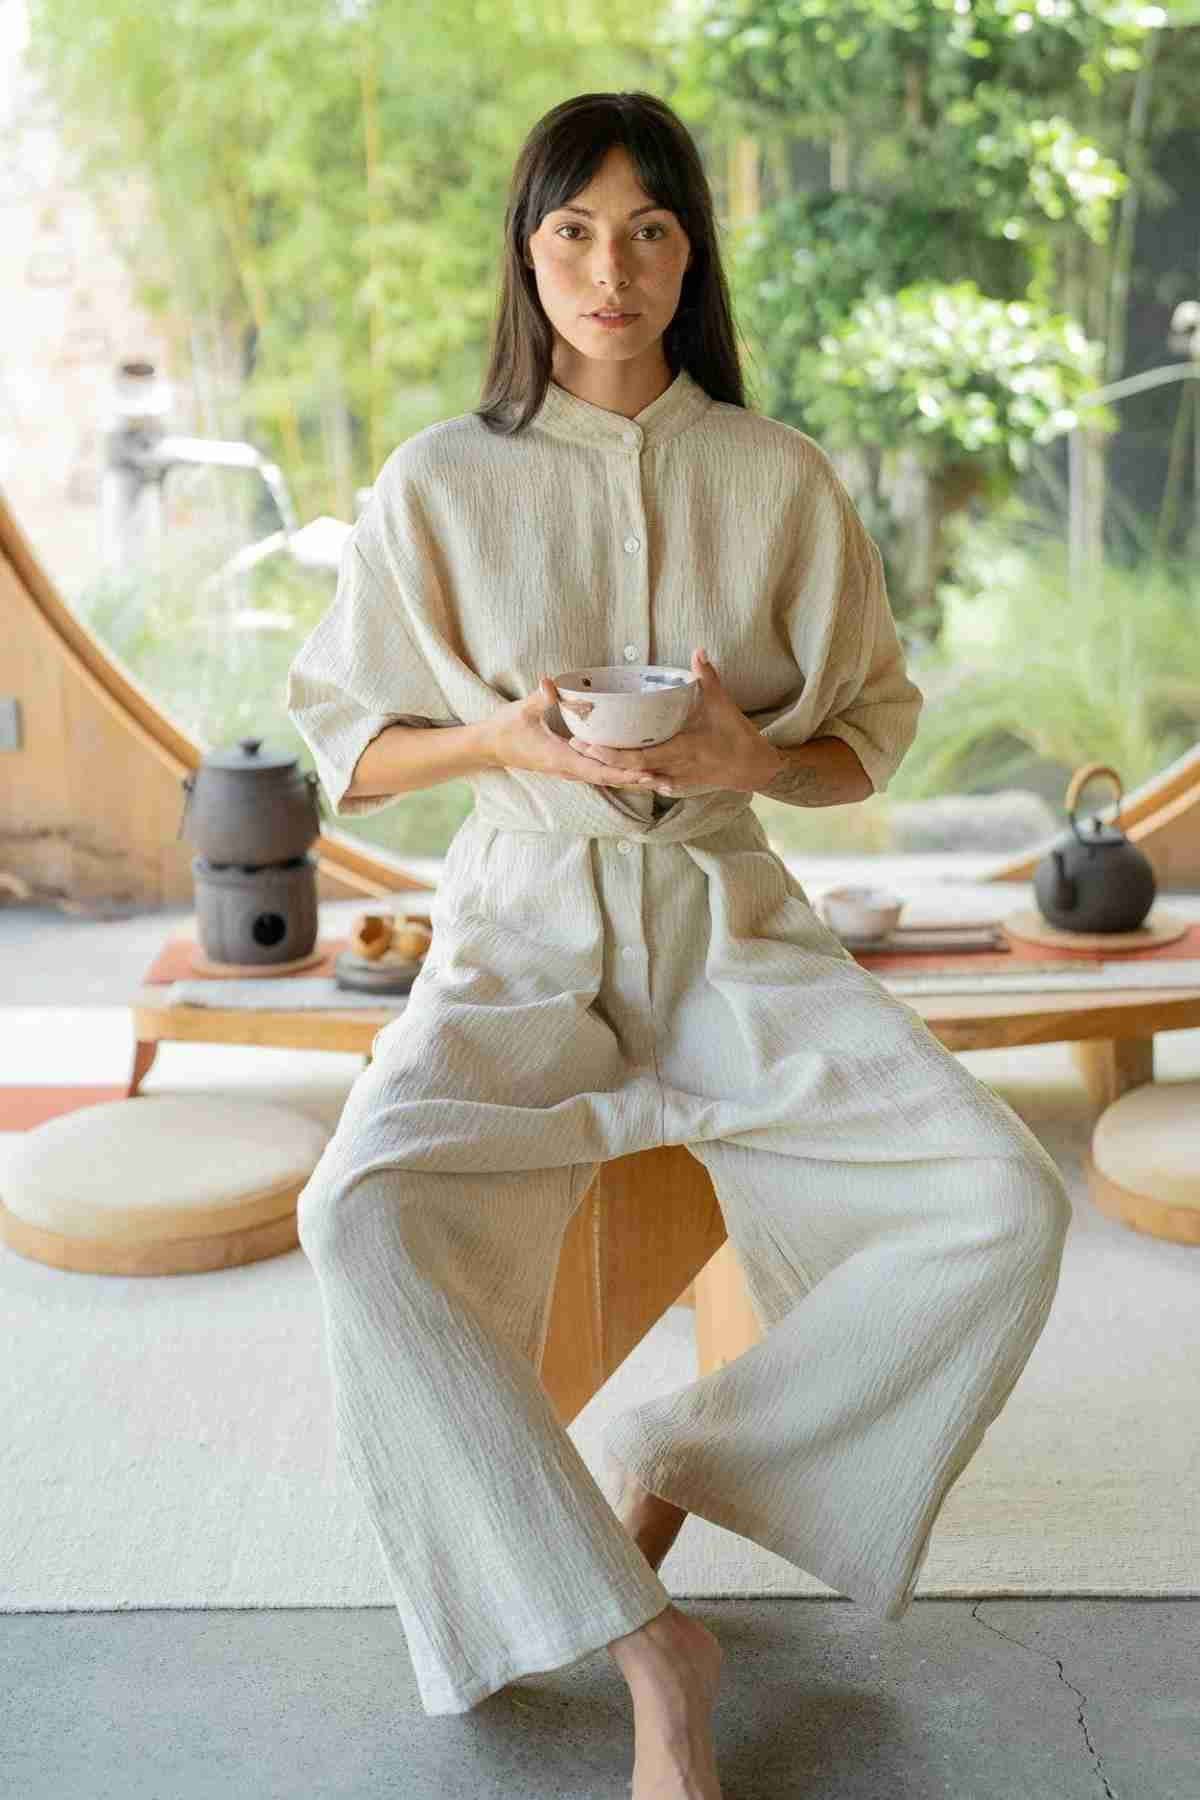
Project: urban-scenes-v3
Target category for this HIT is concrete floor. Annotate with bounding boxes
[2,1599,1196,1797]
[4,863,1199,1797]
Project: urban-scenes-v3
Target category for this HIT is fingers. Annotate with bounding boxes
[581,766,655,788]
[533,680,674,790]
[569,742,656,782]
[568,734,634,764]
[567,744,655,787]
[590,761,658,787]
[540,705,656,787]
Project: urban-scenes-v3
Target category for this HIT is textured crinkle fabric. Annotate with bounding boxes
[295,805,1071,1714]
[285,365,924,826]
[286,369,1072,1717]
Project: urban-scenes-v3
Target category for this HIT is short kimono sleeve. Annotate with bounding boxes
[285,531,461,819]
[782,459,924,796]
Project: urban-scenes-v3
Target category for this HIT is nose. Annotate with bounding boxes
[589,242,633,289]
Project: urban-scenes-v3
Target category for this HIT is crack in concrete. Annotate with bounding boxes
[971,1603,1118,1798]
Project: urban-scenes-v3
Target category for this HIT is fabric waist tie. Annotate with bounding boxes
[468,771,758,847]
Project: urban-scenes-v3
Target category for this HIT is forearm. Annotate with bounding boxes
[345,719,497,800]
[750,734,873,807]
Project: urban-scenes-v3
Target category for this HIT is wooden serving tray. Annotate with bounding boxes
[185,945,326,978]
[1001,905,1190,953]
[837,923,1007,954]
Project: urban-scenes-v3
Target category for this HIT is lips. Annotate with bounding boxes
[590,310,637,319]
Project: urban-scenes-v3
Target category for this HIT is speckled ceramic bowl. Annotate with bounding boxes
[550,664,700,749]
[819,885,904,938]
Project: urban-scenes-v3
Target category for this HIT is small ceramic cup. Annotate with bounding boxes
[551,664,700,748]
[819,884,904,939]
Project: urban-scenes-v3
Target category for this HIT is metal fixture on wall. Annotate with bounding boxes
[101,358,301,571]
[99,357,359,644]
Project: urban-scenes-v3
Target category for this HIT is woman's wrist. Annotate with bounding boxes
[752,736,874,807]
[742,736,786,793]
[473,717,504,772]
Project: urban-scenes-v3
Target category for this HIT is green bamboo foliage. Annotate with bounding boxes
[25,0,663,520]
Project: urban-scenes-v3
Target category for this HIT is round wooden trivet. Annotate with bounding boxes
[186,944,327,977]
[1001,905,1190,954]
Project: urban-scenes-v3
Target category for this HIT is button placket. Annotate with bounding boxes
[618,423,649,672]
[610,424,652,1012]
[609,835,652,1058]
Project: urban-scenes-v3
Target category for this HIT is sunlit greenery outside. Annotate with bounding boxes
[75,472,1200,861]
[30,0,1200,863]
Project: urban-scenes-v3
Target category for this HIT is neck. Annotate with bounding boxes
[549,343,675,421]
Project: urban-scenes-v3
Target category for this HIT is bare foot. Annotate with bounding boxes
[609,1603,724,1799]
[607,1453,689,1573]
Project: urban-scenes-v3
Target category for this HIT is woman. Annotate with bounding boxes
[286,90,1071,1799]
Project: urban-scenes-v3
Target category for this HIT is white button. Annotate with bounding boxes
[623,428,639,446]
[623,535,640,554]
[617,840,634,855]
[623,644,639,661]
[621,944,638,960]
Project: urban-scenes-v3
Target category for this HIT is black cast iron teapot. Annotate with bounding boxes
[1033,762,1156,934]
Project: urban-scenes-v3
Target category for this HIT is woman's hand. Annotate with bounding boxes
[566,649,783,799]
[480,680,658,791]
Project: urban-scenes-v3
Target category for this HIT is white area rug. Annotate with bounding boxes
[2,1009,1198,1611]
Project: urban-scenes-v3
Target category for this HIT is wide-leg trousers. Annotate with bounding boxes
[295,811,1073,1716]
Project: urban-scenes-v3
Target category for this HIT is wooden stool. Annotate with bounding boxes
[0,1093,331,1275]
[1085,1077,1200,1246]
[539,1144,760,1426]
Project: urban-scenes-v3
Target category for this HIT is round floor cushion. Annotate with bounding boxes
[0,1093,332,1276]
[1085,1077,1200,1246]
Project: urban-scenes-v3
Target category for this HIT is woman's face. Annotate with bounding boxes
[524,144,693,372]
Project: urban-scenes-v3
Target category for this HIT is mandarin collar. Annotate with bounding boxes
[530,365,713,453]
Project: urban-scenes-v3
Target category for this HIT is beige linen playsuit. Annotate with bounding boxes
[285,367,1072,1716]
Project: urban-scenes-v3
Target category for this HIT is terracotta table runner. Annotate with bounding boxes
[144,922,1200,988]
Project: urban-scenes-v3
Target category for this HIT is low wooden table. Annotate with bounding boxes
[128,959,1200,1108]
[127,931,1200,1400]
[128,979,390,1097]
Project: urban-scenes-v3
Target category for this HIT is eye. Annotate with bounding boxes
[555,223,667,241]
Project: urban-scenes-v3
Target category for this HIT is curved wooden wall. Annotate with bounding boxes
[2,485,1197,911]
[978,741,1200,890]
[0,491,434,910]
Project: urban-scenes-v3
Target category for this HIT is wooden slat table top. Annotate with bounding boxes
[130,975,1200,1058]
[132,983,395,1053]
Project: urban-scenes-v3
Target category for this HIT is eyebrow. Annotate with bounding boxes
[554,203,667,219]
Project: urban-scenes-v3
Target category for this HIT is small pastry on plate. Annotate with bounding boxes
[350,912,395,961]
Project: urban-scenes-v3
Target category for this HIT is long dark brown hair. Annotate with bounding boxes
[476,91,750,437]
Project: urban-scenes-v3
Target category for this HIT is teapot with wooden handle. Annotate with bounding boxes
[1033,763,1156,933]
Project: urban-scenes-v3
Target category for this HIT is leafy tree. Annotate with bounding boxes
[662,0,1200,631]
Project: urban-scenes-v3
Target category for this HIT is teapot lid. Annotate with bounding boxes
[1078,815,1124,846]
[202,735,296,774]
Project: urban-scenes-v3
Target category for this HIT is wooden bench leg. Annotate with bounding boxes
[1070,1035,1154,1111]
[539,1144,726,1426]
[126,1038,159,1097]
[694,1241,763,1377]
